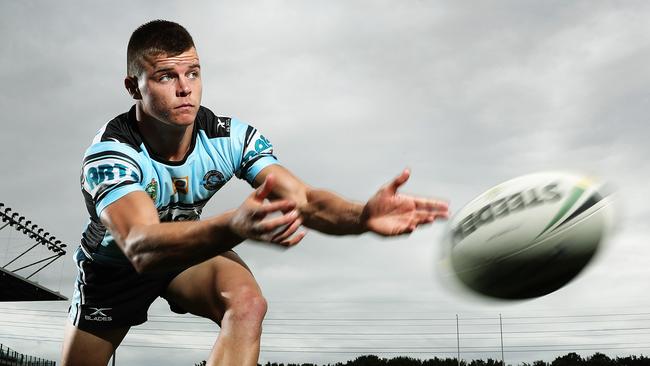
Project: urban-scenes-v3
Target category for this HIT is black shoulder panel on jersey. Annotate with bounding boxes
[82,189,99,221]
[100,106,143,151]
[236,125,260,180]
[196,106,231,138]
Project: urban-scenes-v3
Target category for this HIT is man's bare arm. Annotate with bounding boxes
[254,165,449,237]
[101,175,303,273]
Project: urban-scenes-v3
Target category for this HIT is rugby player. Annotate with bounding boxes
[61,20,449,366]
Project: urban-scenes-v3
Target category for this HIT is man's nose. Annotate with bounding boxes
[177,76,191,97]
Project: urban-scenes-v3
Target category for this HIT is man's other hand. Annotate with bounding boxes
[362,169,449,236]
[229,174,307,247]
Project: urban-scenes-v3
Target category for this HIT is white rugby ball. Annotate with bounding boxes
[443,171,614,300]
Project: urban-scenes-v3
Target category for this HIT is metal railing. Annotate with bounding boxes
[0,344,55,366]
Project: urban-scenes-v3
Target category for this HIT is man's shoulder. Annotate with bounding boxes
[90,106,143,152]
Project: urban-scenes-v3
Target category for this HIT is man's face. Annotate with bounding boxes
[134,47,202,127]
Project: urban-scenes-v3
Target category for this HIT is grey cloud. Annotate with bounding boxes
[1,1,649,365]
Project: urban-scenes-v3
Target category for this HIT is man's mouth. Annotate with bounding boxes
[176,103,194,109]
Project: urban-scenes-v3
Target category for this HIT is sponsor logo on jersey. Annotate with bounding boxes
[450,183,562,246]
[172,176,190,194]
[202,170,226,191]
[159,206,203,222]
[145,178,158,201]
[85,307,113,322]
[83,158,140,197]
[243,134,273,162]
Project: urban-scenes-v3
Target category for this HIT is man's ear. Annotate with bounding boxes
[124,77,142,100]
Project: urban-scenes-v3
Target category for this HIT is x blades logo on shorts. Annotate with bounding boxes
[89,307,112,317]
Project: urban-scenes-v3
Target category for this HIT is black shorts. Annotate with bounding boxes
[68,246,186,331]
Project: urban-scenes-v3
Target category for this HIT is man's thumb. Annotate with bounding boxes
[255,174,275,201]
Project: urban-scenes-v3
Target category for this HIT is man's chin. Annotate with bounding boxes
[168,112,198,127]
[174,118,196,125]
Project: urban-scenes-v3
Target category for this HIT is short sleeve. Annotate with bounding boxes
[229,118,279,184]
[81,142,144,216]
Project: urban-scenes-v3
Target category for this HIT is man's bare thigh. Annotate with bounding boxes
[164,250,262,323]
[61,321,129,366]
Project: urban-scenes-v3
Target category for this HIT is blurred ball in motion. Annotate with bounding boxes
[441,171,615,300]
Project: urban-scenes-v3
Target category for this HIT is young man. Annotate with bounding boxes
[61,20,449,366]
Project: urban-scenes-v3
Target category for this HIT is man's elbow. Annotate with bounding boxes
[128,253,150,274]
[123,236,153,274]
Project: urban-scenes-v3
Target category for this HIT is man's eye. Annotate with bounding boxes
[188,71,199,79]
[159,75,172,82]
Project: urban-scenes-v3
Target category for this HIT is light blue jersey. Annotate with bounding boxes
[79,106,278,265]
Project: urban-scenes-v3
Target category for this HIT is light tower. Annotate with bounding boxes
[0,202,67,301]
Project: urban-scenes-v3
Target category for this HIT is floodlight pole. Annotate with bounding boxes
[3,243,40,269]
[11,254,60,273]
[500,313,505,366]
[26,255,63,279]
[456,314,460,366]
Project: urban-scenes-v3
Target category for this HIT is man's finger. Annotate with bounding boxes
[250,200,296,220]
[413,210,435,225]
[413,197,449,212]
[387,169,410,194]
[432,211,450,220]
[272,217,303,243]
[258,200,297,216]
[280,230,307,247]
[256,210,299,233]
[255,174,275,201]
[413,210,448,226]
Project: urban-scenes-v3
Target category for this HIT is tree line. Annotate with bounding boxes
[200,352,650,366]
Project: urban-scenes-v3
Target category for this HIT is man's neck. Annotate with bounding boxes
[135,104,195,162]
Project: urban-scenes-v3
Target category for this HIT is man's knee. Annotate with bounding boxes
[223,286,268,325]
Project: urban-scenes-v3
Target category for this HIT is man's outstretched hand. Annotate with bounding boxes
[362,169,449,236]
[230,168,447,244]
[229,174,306,247]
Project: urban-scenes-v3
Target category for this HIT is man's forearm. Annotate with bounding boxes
[301,189,368,235]
[124,210,243,273]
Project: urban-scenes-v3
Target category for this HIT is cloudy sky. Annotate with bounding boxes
[1,1,649,365]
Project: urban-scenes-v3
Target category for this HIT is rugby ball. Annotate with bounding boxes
[443,171,614,300]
